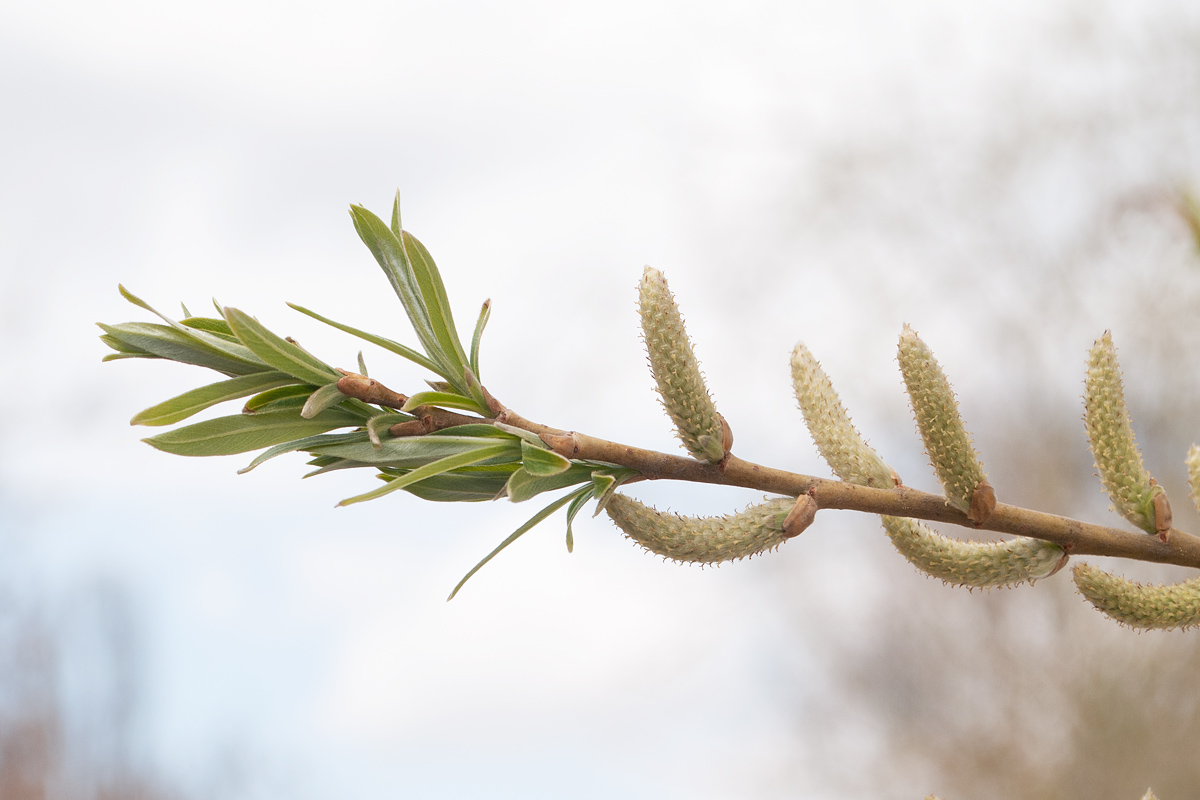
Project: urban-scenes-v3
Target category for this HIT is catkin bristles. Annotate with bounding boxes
[897,326,989,517]
[605,493,796,564]
[1083,332,1162,535]
[790,342,895,489]
[883,516,1066,588]
[1072,563,1200,629]
[638,267,728,464]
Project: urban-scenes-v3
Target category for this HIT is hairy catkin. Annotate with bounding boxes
[638,267,728,464]
[1072,563,1200,630]
[605,494,796,564]
[897,326,990,519]
[790,342,894,489]
[1083,332,1162,535]
[883,516,1066,588]
[792,337,1065,587]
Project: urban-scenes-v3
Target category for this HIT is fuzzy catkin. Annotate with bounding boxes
[897,326,987,514]
[1083,332,1160,534]
[883,516,1065,588]
[638,267,727,464]
[1186,444,1200,516]
[790,342,894,489]
[1073,563,1200,630]
[605,494,794,564]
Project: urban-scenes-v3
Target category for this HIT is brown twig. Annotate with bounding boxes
[342,374,1200,571]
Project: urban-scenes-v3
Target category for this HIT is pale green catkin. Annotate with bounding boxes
[605,494,794,564]
[1186,444,1200,515]
[790,342,894,489]
[883,516,1065,588]
[1083,332,1160,534]
[1072,563,1200,630]
[897,326,987,514]
[638,267,727,464]
[790,339,1064,587]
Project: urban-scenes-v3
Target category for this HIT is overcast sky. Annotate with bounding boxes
[2,2,1199,799]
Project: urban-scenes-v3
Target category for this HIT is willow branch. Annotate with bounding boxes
[339,372,1200,571]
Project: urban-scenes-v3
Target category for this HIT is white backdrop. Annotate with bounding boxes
[2,2,1199,798]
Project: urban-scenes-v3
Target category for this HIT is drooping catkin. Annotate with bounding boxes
[883,515,1066,588]
[605,493,799,564]
[638,267,728,464]
[1073,563,1200,630]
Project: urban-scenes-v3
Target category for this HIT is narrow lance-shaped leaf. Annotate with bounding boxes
[564,486,597,553]
[1083,332,1168,537]
[505,462,594,503]
[470,299,491,379]
[286,303,442,375]
[143,407,364,457]
[897,326,993,522]
[348,205,450,378]
[224,308,340,387]
[132,371,296,427]
[402,391,488,415]
[238,430,372,474]
[519,439,572,477]
[403,229,472,375]
[638,266,728,464]
[337,441,516,507]
[448,486,591,601]
[301,382,349,419]
[99,322,267,376]
[116,285,267,370]
[309,434,520,468]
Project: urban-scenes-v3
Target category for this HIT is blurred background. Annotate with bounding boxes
[2,1,1200,798]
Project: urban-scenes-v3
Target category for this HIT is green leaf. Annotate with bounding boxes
[366,413,412,447]
[286,303,442,375]
[116,286,269,369]
[238,430,372,474]
[143,407,363,457]
[181,316,238,341]
[505,462,593,503]
[224,308,340,387]
[309,434,520,467]
[427,424,518,439]
[564,487,597,553]
[99,322,267,376]
[590,466,639,515]
[301,382,348,419]
[402,391,488,415]
[520,440,572,476]
[348,205,445,372]
[337,441,515,506]
[402,230,471,377]
[447,486,591,600]
[131,371,296,427]
[394,464,518,503]
[390,189,403,235]
[244,384,314,413]
[470,299,490,378]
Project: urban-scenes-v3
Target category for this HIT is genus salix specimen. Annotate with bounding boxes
[100,194,1200,627]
